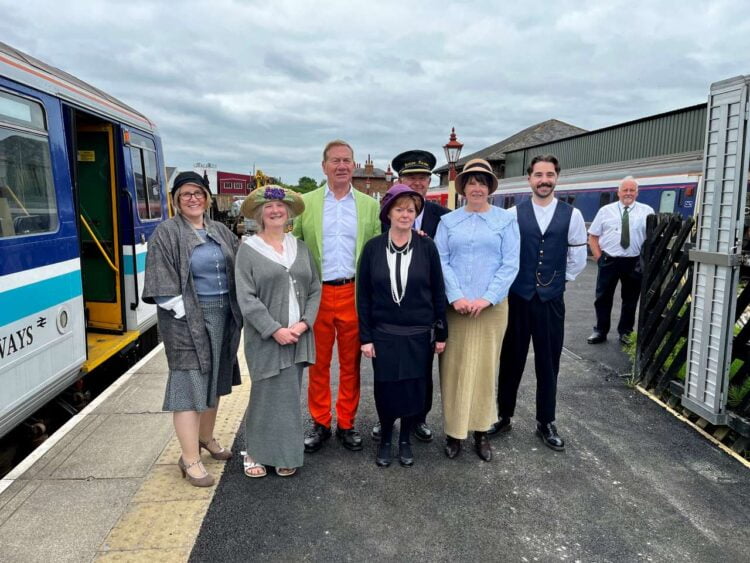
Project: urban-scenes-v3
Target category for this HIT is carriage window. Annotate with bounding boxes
[599,192,612,208]
[0,92,57,238]
[505,196,515,209]
[130,132,162,220]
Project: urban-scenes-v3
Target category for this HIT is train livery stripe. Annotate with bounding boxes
[0,271,82,326]
[122,252,147,275]
[0,258,81,292]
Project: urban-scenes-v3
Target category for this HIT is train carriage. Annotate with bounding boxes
[0,42,167,439]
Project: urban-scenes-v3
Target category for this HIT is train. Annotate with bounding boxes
[0,42,168,439]
[426,150,704,221]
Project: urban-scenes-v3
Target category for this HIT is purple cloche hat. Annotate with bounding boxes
[379,183,425,224]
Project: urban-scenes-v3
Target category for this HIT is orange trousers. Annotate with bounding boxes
[308,283,361,429]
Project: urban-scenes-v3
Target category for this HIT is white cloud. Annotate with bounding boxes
[2,0,749,184]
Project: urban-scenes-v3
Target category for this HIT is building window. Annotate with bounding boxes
[223,181,232,190]
[130,132,162,220]
[0,90,57,238]
[233,181,242,190]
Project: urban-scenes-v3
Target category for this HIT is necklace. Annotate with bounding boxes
[387,230,412,255]
[386,232,413,306]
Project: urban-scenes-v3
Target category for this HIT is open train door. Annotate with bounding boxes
[76,122,124,333]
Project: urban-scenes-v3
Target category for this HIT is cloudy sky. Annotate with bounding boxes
[2,0,749,185]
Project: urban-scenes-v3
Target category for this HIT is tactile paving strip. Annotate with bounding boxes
[96,352,252,562]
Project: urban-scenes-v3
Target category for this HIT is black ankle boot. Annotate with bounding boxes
[398,442,414,467]
[376,442,392,467]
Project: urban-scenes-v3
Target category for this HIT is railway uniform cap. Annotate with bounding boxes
[455,158,498,196]
[172,171,211,198]
[379,183,424,224]
[392,150,437,176]
[240,185,305,218]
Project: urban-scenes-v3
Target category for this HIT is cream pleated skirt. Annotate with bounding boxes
[439,300,508,439]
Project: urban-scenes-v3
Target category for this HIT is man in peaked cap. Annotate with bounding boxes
[372,149,449,444]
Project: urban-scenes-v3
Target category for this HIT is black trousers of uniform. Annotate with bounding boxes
[594,254,641,336]
[497,292,565,425]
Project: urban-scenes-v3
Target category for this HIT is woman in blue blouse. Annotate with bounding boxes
[434,159,520,462]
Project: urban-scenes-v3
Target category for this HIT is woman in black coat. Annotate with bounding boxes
[357,184,447,468]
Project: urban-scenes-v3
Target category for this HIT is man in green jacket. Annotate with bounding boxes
[293,140,380,452]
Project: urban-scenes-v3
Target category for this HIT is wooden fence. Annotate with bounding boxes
[634,213,750,445]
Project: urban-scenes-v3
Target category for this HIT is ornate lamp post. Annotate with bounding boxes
[443,127,464,210]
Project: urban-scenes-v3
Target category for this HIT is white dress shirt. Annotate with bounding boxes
[509,198,588,281]
[321,184,357,280]
[414,208,425,232]
[588,200,654,257]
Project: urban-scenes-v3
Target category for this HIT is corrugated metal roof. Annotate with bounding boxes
[504,104,707,177]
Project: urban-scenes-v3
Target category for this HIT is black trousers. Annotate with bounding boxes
[416,357,434,424]
[594,255,641,336]
[497,292,565,425]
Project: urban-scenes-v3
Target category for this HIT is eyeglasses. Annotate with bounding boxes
[179,190,206,201]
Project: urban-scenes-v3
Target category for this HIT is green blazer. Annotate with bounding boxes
[293,186,381,276]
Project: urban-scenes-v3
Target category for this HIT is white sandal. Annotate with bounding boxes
[243,454,267,478]
[275,467,297,477]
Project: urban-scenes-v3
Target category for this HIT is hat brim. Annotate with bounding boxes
[455,170,498,196]
[379,192,424,224]
[239,188,305,219]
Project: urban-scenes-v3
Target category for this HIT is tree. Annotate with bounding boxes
[296,176,319,194]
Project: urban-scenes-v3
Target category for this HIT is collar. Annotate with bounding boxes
[532,197,558,213]
[324,184,354,200]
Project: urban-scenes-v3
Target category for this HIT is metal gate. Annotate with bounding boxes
[684,76,750,424]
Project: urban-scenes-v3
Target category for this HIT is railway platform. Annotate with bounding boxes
[0,266,748,562]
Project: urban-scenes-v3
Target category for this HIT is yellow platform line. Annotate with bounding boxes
[635,385,750,470]
[95,354,252,562]
[83,331,140,373]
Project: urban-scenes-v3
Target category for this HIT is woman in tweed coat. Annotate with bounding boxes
[143,171,242,487]
[235,186,320,478]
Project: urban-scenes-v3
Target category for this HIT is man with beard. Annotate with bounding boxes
[371,149,449,444]
[587,176,654,345]
[488,155,587,451]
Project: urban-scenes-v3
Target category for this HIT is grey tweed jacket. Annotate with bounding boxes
[142,214,242,390]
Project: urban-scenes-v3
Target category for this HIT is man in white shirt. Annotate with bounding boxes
[489,155,587,451]
[587,177,654,345]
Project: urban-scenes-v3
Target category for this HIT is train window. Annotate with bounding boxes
[130,132,162,220]
[659,190,676,213]
[0,94,57,239]
[506,196,515,209]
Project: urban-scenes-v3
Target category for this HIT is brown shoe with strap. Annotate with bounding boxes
[199,437,233,460]
[178,457,215,487]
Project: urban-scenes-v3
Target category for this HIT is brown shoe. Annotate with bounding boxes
[199,437,233,461]
[178,457,214,487]
[474,431,492,462]
[444,436,461,459]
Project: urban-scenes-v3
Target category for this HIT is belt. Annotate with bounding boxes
[322,277,355,286]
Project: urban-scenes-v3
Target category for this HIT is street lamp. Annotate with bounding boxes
[443,127,463,210]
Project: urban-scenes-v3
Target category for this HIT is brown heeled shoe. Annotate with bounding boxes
[178,457,215,487]
[199,437,233,460]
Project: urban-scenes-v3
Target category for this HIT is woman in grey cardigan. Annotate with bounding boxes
[143,171,242,487]
[236,186,321,478]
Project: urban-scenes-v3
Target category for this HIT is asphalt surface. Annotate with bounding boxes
[190,262,750,562]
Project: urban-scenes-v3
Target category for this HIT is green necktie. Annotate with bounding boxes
[620,206,630,249]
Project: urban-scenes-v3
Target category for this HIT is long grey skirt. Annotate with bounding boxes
[162,295,229,412]
[245,365,304,469]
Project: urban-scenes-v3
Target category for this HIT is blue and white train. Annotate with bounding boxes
[490,151,703,220]
[0,42,168,439]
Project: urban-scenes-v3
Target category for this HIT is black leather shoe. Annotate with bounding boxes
[444,436,461,459]
[536,422,565,451]
[371,422,381,441]
[487,417,512,437]
[398,442,414,467]
[619,333,632,345]
[587,331,606,344]
[336,427,363,451]
[412,422,433,443]
[304,423,331,453]
[375,442,392,467]
[474,431,492,462]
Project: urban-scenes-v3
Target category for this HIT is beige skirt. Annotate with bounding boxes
[439,300,509,439]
